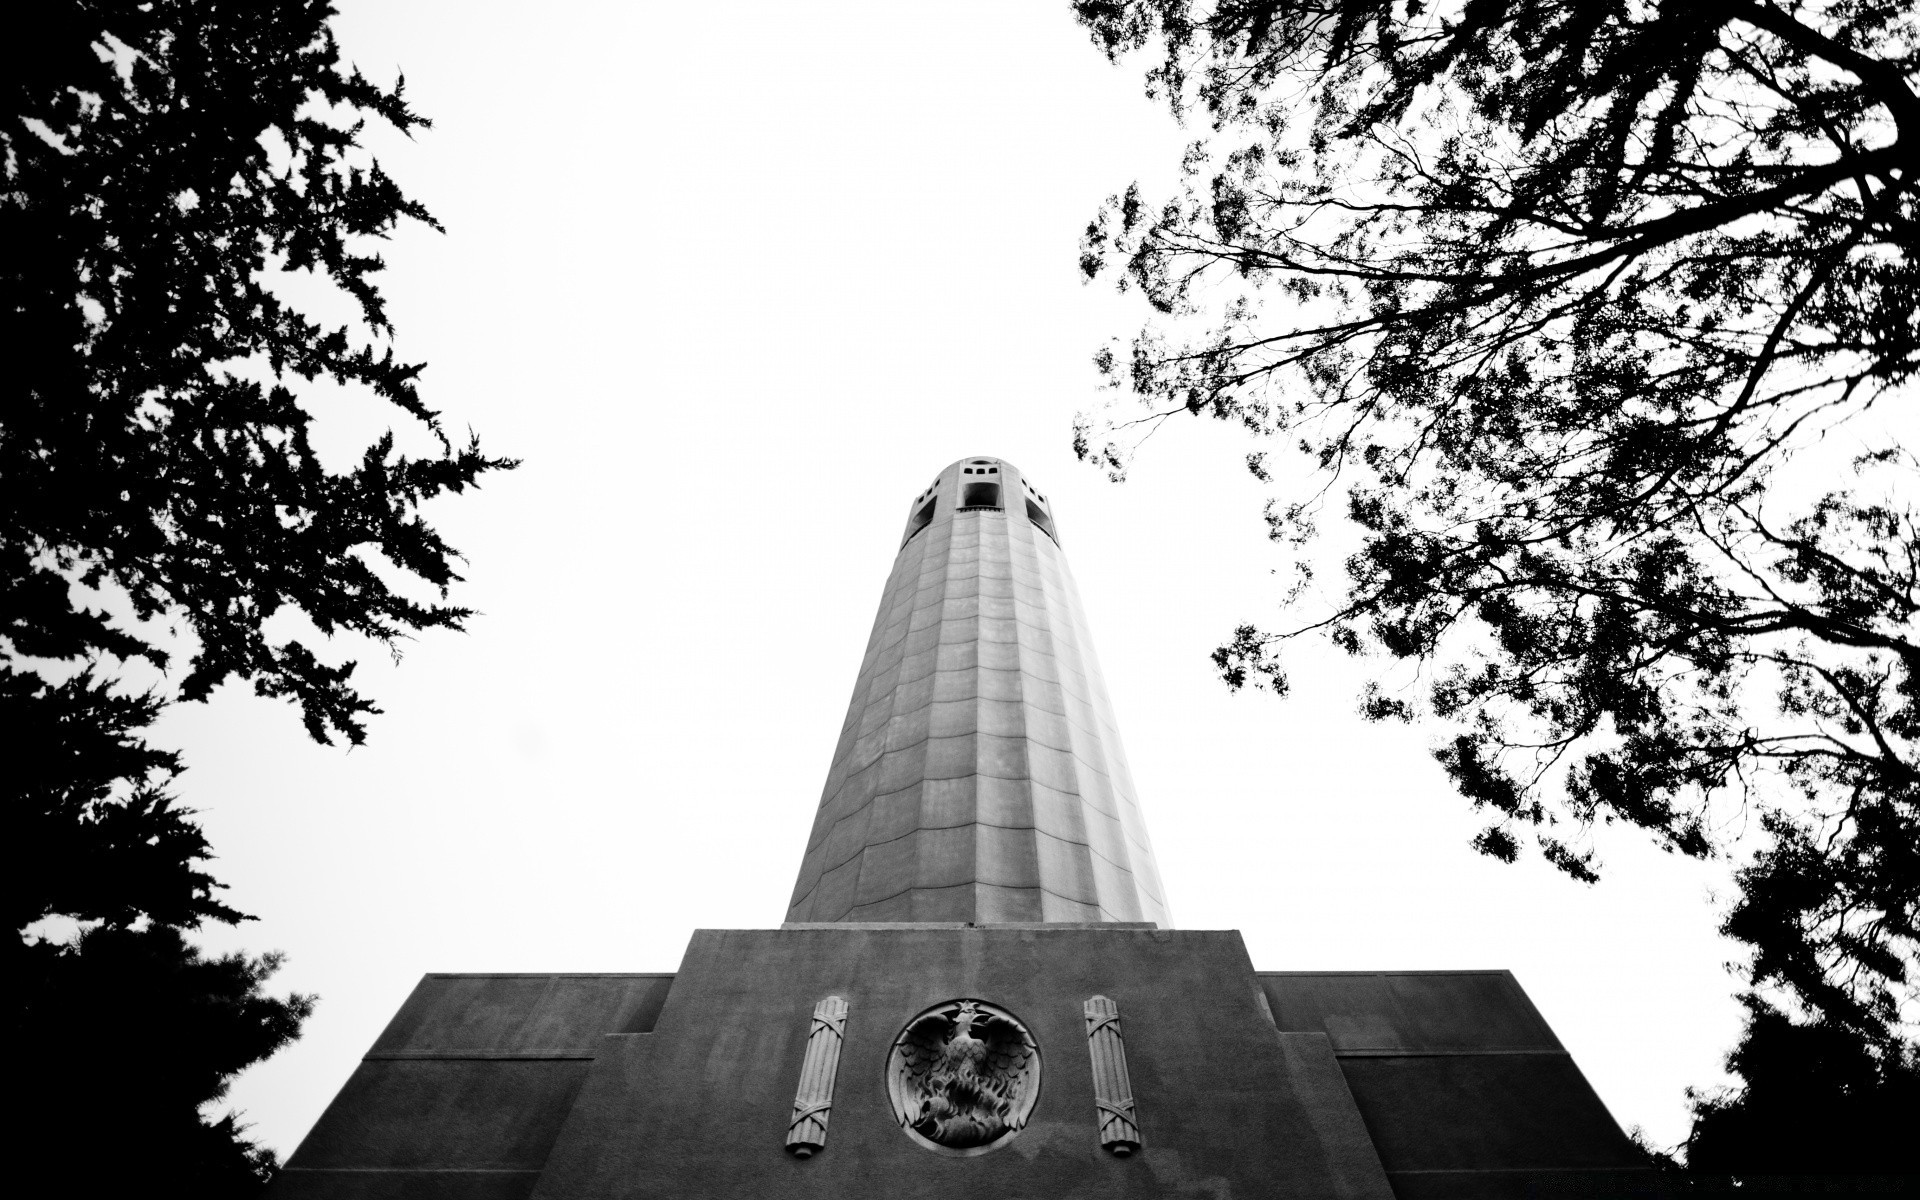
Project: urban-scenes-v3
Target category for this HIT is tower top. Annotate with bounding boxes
[900,456,1058,549]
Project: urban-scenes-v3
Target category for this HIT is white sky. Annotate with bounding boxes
[171,0,1749,1159]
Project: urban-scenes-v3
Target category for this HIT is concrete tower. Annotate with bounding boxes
[273,456,1649,1200]
[789,455,1168,925]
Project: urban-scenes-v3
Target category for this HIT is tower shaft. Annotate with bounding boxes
[787,457,1169,925]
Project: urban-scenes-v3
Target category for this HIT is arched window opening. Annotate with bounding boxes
[961,482,1001,509]
[904,496,937,543]
[1026,499,1057,542]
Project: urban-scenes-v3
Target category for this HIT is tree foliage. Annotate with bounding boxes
[14,925,315,1198]
[1685,997,1919,1173]
[1074,0,1918,1113]
[4,0,510,1187]
[5,668,236,935]
[5,0,510,747]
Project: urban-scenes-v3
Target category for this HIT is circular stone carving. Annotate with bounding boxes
[885,999,1041,1156]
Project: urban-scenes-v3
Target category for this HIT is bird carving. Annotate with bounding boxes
[890,1000,1038,1150]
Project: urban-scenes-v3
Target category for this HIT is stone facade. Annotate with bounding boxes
[270,457,1648,1199]
[272,945,1647,1199]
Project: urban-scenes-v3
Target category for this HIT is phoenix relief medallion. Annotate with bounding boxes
[885,999,1041,1156]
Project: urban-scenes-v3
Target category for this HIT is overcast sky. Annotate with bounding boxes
[174,0,1749,1158]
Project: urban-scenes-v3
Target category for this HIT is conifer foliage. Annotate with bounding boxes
[1075,0,1917,1166]
[4,1,510,1188]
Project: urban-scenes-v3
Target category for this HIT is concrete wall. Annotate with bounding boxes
[273,949,1646,1200]
[1260,970,1647,1198]
[273,974,673,1200]
[533,925,1392,1199]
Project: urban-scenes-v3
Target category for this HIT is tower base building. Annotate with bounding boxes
[273,460,1647,1199]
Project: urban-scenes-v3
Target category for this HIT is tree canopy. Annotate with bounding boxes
[1074,0,1917,1162]
[6,0,507,747]
[4,1,510,1188]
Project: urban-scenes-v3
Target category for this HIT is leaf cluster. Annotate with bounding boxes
[4,666,237,934]
[1075,0,1919,1057]
[4,0,515,747]
[1684,995,1919,1173]
[11,923,315,1197]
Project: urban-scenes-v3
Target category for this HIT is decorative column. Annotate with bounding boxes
[785,995,849,1157]
[1083,994,1141,1155]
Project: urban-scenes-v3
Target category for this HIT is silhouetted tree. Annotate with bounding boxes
[1686,998,1919,1175]
[1073,0,1917,1166]
[6,671,234,937]
[15,925,314,1198]
[4,0,510,1187]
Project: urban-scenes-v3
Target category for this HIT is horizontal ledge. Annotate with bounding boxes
[280,1168,544,1176]
[838,878,1131,915]
[363,1049,600,1061]
[1256,969,1515,977]
[1331,1048,1569,1058]
[274,1167,541,1175]
[1386,1166,1650,1176]
[778,921,1161,931]
[417,971,672,980]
